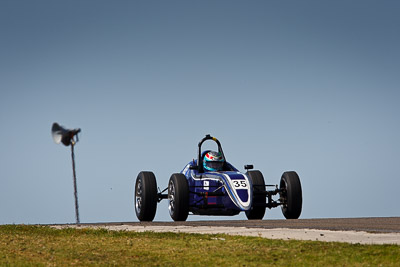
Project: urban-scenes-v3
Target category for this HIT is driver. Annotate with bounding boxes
[203,151,225,172]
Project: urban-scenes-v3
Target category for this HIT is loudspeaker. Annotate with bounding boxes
[51,122,81,146]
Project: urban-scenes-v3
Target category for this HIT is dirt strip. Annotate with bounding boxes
[72,217,400,233]
[51,220,400,245]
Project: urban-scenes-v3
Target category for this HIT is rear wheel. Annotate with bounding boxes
[168,173,189,221]
[245,170,266,220]
[280,171,302,219]
[135,171,158,221]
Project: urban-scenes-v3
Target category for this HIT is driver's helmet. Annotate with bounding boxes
[203,151,224,171]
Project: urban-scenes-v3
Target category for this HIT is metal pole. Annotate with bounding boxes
[71,142,80,224]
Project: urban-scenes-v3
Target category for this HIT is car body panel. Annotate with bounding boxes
[180,160,252,216]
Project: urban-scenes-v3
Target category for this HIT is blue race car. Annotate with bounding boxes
[134,134,302,221]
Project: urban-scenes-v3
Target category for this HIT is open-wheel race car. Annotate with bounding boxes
[134,134,302,221]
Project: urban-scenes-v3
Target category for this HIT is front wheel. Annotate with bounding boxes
[168,173,189,221]
[245,170,266,220]
[280,171,302,219]
[135,171,158,221]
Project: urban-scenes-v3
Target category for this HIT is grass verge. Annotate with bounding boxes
[0,225,399,266]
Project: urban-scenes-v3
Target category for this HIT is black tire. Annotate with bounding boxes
[245,170,266,220]
[168,173,189,221]
[280,171,302,219]
[135,171,158,222]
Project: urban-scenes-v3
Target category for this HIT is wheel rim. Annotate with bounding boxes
[168,180,175,216]
[135,178,143,214]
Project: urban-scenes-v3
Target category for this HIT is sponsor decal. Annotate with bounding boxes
[203,180,209,190]
[208,195,217,205]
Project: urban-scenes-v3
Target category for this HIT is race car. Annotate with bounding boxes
[134,134,302,222]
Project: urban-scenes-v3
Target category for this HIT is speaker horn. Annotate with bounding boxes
[51,122,81,146]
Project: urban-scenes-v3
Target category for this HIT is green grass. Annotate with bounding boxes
[0,225,399,266]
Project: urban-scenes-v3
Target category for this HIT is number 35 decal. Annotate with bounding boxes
[233,180,248,189]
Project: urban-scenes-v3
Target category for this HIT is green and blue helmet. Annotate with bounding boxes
[203,151,224,171]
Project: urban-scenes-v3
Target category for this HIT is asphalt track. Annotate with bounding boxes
[80,217,400,233]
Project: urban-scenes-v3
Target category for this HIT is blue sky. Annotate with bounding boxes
[1,1,399,224]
